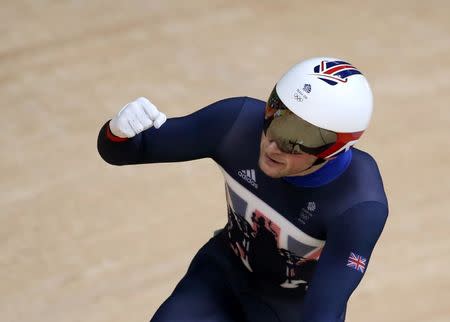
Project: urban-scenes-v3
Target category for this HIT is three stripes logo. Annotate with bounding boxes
[237,169,258,189]
[312,60,362,86]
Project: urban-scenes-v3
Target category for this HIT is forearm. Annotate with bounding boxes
[97,96,247,166]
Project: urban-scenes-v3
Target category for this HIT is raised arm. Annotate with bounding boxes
[299,201,388,321]
[97,96,246,165]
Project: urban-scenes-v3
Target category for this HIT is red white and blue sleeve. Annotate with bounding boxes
[299,201,388,322]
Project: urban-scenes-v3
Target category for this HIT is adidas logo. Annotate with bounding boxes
[237,169,258,189]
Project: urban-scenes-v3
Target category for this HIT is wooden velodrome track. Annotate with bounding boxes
[1,1,449,321]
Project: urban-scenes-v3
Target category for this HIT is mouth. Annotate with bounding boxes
[264,153,284,166]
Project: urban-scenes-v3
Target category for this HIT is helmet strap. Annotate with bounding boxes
[312,158,326,166]
[297,157,326,174]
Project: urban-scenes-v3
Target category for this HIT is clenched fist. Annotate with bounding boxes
[109,97,167,138]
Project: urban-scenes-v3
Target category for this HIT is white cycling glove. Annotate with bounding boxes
[109,97,167,138]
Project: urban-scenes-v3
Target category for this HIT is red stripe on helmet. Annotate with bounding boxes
[316,131,364,159]
[323,64,355,75]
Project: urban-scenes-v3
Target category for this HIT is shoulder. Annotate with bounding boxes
[349,149,385,184]
[216,96,265,112]
[351,148,379,165]
[199,96,264,118]
[203,96,266,124]
[346,148,388,207]
[207,96,264,108]
[328,148,388,212]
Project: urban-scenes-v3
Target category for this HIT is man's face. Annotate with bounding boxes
[258,131,319,178]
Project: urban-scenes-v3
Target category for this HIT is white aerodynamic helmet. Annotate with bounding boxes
[264,57,373,159]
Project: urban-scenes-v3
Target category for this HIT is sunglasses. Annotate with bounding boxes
[263,88,337,156]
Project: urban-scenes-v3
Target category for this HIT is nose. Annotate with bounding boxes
[266,139,283,154]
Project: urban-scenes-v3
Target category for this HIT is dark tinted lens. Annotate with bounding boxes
[275,138,334,155]
[264,87,337,155]
[267,87,285,111]
[264,87,286,133]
